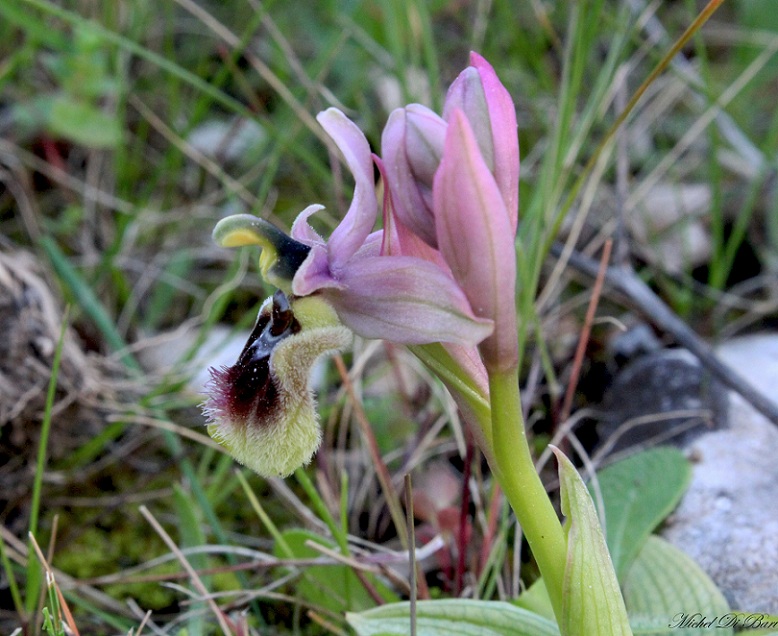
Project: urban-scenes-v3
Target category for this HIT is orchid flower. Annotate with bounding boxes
[205,104,494,477]
[213,108,492,350]
[204,53,631,633]
[206,52,522,477]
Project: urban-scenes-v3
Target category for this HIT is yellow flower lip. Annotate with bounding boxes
[212,214,311,292]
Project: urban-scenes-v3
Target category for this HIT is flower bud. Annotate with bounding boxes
[433,110,518,372]
[381,104,447,248]
[443,52,519,230]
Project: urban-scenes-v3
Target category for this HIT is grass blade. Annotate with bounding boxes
[25,308,69,615]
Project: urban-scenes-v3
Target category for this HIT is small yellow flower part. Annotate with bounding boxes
[203,291,352,478]
[212,214,312,294]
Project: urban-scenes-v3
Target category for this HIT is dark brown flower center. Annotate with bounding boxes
[215,290,301,425]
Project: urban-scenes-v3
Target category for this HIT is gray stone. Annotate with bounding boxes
[598,348,728,453]
[660,333,778,613]
[607,321,662,365]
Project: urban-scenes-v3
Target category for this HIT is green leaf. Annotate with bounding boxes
[347,599,560,636]
[553,447,632,636]
[46,94,121,148]
[172,486,207,636]
[514,578,555,622]
[0,1,68,49]
[589,447,691,580]
[623,536,732,636]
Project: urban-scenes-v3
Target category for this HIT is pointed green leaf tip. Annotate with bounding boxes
[212,214,310,291]
[552,446,633,636]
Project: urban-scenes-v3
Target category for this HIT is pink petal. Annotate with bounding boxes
[293,244,342,296]
[380,107,441,247]
[323,255,493,346]
[352,230,383,259]
[443,67,494,171]
[316,108,378,270]
[376,154,446,264]
[433,110,518,371]
[470,52,519,233]
[290,204,326,246]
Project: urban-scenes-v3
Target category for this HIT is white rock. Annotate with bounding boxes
[186,118,267,163]
[661,333,778,612]
[140,322,328,395]
[629,183,712,273]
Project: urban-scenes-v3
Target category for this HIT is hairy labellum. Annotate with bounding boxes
[208,290,300,426]
[203,290,352,477]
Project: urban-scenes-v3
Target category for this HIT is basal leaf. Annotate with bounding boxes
[347,599,560,636]
[514,578,555,621]
[47,94,121,148]
[589,446,690,580]
[623,536,732,636]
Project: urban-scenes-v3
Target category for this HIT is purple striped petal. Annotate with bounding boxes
[322,255,493,346]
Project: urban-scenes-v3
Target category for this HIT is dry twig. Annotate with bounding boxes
[554,242,778,428]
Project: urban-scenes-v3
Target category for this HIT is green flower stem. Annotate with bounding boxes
[489,368,566,625]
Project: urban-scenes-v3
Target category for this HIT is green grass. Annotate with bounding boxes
[1,0,776,633]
